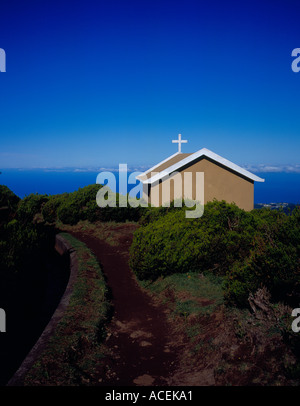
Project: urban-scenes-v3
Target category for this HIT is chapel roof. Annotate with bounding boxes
[137,148,265,184]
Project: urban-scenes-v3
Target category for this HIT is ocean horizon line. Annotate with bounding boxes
[1,163,300,174]
[0,166,150,173]
[0,168,300,204]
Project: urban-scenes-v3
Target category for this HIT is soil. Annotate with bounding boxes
[70,224,185,386]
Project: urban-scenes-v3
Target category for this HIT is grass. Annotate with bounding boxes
[140,271,224,317]
[24,232,111,386]
[137,270,299,385]
[138,271,224,357]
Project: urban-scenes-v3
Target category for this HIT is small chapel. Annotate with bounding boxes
[136,134,264,211]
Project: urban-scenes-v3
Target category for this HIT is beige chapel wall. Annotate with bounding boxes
[149,158,254,211]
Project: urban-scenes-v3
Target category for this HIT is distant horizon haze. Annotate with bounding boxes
[1,168,300,205]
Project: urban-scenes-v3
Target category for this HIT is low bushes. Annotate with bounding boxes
[0,187,53,278]
[41,184,143,225]
[225,208,300,307]
[0,185,20,212]
[2,183,145,227]
[17,193,49,223]
[0,185,20,224]
[130,201,256,280]
[42,185,102,225]
[0,186,57,343]
[130,200,300,308]
[42,194,67,223]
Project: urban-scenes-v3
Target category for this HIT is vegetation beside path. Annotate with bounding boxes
[139,272,299,385]
[24,233,111,386]
[131,200,300,385]
[2,184,300,385]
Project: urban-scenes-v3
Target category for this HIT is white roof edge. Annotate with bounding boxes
[140,148,265,184]
[136,151,181,179]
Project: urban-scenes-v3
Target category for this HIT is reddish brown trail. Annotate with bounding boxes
[71,225,182,386]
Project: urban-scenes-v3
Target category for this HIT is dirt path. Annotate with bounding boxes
[70,225,183,386]
[64,223,300,387]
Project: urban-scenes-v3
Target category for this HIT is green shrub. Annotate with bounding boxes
[0,185,20,224]
[41,184,144,225]
[0,185,20,210]
[42,185,103,225]
[2,220,38,268]
[130,201,300,308]
[42,194,68,223]
[39,183,146,225]
[130,200,254,281]
[225,207,300,307]
[138,203,180,225]
[17,193,49,223]
[0,187,51,277]
[81,199,100,222]
[74,184,103,206]
[57,200,81,225]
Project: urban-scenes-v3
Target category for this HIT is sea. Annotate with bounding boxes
[0,168,300,204]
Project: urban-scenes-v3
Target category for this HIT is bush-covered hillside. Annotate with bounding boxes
[0,186,55,309]
[41,184,142,224]
[0,183,146,306]
[2,183,299,310]
[1,184,300,385]
[130,200,300,308]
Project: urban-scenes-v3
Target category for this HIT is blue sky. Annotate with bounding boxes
[0,0,300,170]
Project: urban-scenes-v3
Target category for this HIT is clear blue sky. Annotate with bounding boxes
[0,0,300,170]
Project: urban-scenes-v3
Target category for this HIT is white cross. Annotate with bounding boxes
[172,133,187,153]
